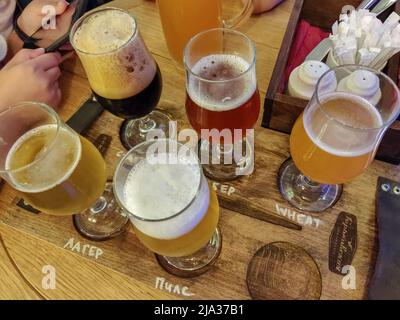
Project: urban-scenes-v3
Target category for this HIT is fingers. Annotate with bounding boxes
[47,0,70,15]
[4,48,45,69]
[49,85,62,109]
[46,66,62,81]
[59,43,73,51]
[29,52,62,71]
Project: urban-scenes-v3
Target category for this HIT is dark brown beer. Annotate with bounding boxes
[93,66,162,119]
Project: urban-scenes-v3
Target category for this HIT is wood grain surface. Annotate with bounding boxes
[0,0,398,300]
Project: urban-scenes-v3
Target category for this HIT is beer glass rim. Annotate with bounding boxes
[113,138,204,223]
[69,7,138,56]
[315,65,400,131]
[183,28,257,84]
[0,101,61,175]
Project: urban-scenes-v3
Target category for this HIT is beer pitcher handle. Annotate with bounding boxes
[222,0,254,29]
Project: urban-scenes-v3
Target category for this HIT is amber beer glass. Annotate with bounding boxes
[70,7,172,149]
[184,28,260,181]
[279,65,400,212]
[114,139,221,277]
[0,102,128,239]
[157,0,254,66]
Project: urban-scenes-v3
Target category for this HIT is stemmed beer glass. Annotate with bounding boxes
[0,102,128,239]
[184,28,260,181]
[113,139,222,277]
[279,65,400,212]
[70,7,173,149]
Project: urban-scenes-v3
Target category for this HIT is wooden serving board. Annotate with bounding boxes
[0,0,399,300]
[1,106,399,299]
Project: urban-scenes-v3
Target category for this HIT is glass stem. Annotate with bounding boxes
[90,196,108,214]
[295,174,328,202]
[138,116,156,136]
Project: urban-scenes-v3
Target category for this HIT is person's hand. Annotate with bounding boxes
[243,0,284,14]
[0,48,62,110]
[17,0,70,36]
[6,0,73,59]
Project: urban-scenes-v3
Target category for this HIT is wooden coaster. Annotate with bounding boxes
[246,242,322,300]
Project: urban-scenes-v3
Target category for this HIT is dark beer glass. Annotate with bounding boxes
[70,7,172,149]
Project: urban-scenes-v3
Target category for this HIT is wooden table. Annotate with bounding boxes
[0,0,398,300]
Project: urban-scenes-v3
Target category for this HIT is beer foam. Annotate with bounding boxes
[72,9,157,99]
[123,154,210,240]
[304,93,383,157]
[187,54,257,112]
[6,125,81,193]
[73,10,136,54]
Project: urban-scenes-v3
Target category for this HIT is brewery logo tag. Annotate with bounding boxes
[329,212,357,275]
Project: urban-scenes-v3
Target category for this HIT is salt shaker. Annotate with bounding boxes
[288,61,336,100]
[337,70,382,105]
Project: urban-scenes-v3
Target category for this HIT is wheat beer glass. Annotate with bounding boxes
[70,7,172,149]
[184,28,260,181]
[114,139,221,277]
[279,65,400,212]
[158,0,254,66]
[0,102,128,239]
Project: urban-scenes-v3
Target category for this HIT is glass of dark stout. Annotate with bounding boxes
[70,7,172,149]
[184,28,261,181]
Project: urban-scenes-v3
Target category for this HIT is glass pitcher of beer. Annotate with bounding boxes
[157,0,254,65]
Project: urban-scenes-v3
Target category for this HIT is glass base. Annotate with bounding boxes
[119,109,174,150]
[278,158,343,213]
[73,181,129,241]
[200,139,254,182]
[155,227,222,278]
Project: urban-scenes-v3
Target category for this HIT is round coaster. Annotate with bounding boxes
[246,242,322,300]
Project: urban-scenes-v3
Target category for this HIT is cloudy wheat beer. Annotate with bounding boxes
[2,106,107,216]
[290,93,382,185]
[71,8,161,119]
[186,53,260,141]
[114,140,221,276]
[279,66,400,212]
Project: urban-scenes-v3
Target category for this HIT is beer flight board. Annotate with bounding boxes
[2,105,399,299]
[1,0,400,299]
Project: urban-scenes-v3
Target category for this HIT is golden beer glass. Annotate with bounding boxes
[157,0,254,66]
[114,139,221,277]
[0,102,128,239]
[279,65,400,212]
